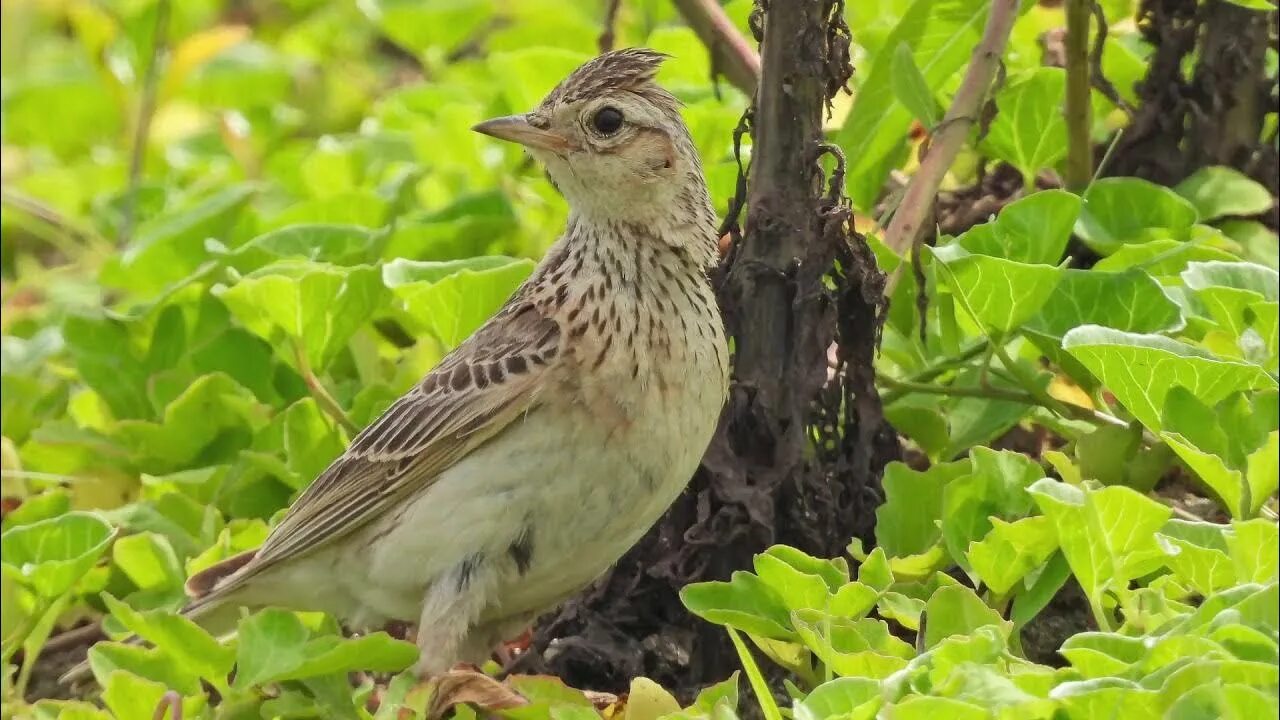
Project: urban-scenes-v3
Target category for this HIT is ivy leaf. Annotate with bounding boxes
[1028,480,1172,612]
[930,245,1063,333]
[1,512,115,598]
[383,257,534,349]
[981,68,1069,185]
[922,585,1008,648]
[1076,178,1199,255]
[967,515,1059,596]
[680,571,795,640]
[1027,268,1183,340]
[958,189,1081,265]
[100,593,234,685]
[217,261,389,372]
[875,460,971,557]
[1174,167,1275,222]
[1062,325,1277,432]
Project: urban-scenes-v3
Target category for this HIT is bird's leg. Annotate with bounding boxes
[413,555,499,679]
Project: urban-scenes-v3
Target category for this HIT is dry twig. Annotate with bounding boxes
[670,0,760,94]
[881,0,1018,291]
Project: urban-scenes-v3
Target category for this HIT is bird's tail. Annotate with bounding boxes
[58,549,259,686]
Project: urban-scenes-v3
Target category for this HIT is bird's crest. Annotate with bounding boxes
[543,48,670,106]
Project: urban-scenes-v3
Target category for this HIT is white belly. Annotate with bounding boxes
[338,350,726,627]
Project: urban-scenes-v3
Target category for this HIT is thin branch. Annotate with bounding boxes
[880,374,1131,430]
[671,0,761,95]
[598,0,623,53]
[881,0,1018,288]
[1064,0,1093,190]
[291,339,359,436]
[121,0,172,245]
[0,187,109,252]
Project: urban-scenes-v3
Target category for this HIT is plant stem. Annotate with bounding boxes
[882,0,1018,291]
[727,628,782,720]
[598,0,623,52]
[121,0,172,245]
[880,339,990,404]
[1064,0,1093,190]
[671,0,761,94]
[290,339,359,436]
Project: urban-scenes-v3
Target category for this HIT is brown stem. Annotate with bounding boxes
[121,0,171,245]
[598,0,623,53]
[1064,0,1093,190]
[670,0,761,94]
[881,0,1018,280]
[291,340,359,436]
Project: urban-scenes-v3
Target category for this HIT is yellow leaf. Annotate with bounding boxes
[162,25,250,100]
[620,677,680,720]
[1049,375,1094,409]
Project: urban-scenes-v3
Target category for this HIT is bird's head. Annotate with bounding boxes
[472,48,711,229]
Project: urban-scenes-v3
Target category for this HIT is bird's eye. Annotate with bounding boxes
[591,107,624,135]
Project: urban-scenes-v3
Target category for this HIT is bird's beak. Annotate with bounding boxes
[471,115,574,153]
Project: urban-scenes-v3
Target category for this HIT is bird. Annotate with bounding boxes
[64,47,728,682]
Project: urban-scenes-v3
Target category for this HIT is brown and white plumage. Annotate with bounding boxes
[67,48,728,681]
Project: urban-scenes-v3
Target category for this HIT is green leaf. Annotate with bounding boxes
[1059,632,1148,678]
[1156,533,1235,596]
[792,611,914,679]
[101,593,234,685]
[887,697,987,720]
[383,256,534,349]
[1167,683,1280,720]
[681,572,795,640]
[61,313,154,420]
[361,0,495,55]
[1010,552,1072,628]
[890,43,940,127]
[1062,325,1277,432]
[217,261,389,371]
[1076,178,1200,255]
[1161,433,1251,519]
[967,515,1059,596]
[235,608,416,687]
[102,184,255,295]
[1093,238,1240,277]
[112,532,183,593]
[0,512,114,598]
[981,68,1068,185]
[957,189,1081,265]
[101,671,205,720]
[1175,166,1275,222]
[88,642,202,695]
[233,224,384,271]
[1028,480,1171,615]
[1027,268,1183,339]
[941,447,1042,578]
[115,372,267,471]
[922,585,1007,648]
[838,0,991,210]
[1228,519,1279,584]
[930,245,1063,333]
[876,592,926,631]
[875,460,971,557]
[795,677,880,720]
[1219,220,1280,269]
[754,551,836,613]
[1053,679,1161,719]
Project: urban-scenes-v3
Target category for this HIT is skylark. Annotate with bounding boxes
[67,48,728,679]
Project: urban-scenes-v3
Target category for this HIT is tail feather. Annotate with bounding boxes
[59,550,261,686]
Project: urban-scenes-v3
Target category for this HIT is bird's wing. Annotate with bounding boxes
[193,299,561,595]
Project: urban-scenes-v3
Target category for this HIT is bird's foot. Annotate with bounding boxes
[493,628,533,669]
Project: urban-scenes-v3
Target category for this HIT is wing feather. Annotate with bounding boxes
[205,299,560,593]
